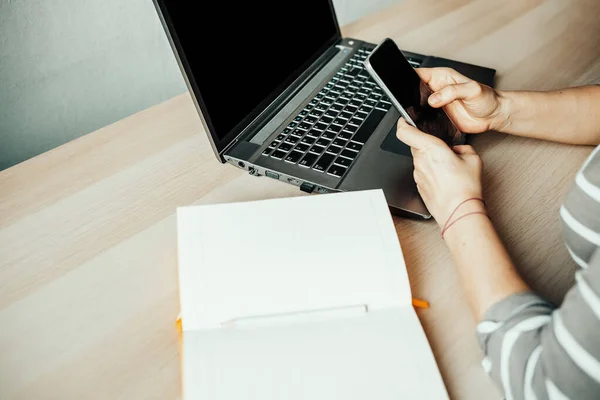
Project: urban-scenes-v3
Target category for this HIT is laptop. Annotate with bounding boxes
[153,0,496,218]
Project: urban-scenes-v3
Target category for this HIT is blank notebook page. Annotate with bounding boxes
[176,189,411,331]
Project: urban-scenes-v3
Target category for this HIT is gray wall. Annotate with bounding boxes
[0,0,401,170]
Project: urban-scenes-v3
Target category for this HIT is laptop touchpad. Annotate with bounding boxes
[380,122,412,157]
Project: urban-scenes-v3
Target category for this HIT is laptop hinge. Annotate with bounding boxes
[222,42,345,157]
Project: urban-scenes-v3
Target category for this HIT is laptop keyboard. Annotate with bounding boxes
[262,46,421,178]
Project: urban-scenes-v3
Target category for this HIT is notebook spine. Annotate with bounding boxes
[221,304,368,329]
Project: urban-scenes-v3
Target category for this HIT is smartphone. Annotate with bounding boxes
[364,38,464,146]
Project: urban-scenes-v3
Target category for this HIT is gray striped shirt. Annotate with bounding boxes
[477,145,600,400]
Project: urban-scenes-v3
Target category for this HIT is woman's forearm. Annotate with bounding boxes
[442,202,529,320]
[493,85,600,145]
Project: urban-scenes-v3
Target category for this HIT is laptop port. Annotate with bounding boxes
[265,171,279,180]
[300,182,315,193]
[238,161,246,168]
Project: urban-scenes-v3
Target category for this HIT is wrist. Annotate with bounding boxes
[436,196,485,228]
[489,90,513,133]
[442,202,490,242]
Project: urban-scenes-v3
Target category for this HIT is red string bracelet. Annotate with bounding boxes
[441,198,487,239]
[441,211,489,239]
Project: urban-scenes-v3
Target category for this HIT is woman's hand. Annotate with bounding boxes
[416,67,507,134]
[396,118,484,226]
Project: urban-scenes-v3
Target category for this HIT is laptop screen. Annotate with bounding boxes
[156,1,341,154]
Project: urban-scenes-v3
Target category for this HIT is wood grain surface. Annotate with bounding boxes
[1,0,599,398]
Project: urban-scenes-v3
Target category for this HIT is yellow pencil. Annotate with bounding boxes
[412,298,430,309]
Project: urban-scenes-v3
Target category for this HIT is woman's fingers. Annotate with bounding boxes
[428,81,482,108]
[452,145,477,155]
[396,118,444,150]
[415,67,470,91]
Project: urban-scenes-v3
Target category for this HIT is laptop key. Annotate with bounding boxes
[310,110,324,117]
[307,129,321,138]
[299,152,318,168]
[332,138,347,147]
[315,122,328,131]
[328,124,342,133]
[351,109,386,144]
[295,143,310,152]
[313,153,335,172]
[345,67,360,77]
[376,101,391,112]
[327,164,348,178]
[304,115,317,124]
[284,136,299,144]
[355,111,369,120]
[333,118,346,126]
[271,149,287,159]
[291,129,305,137]
[334,156,352,167]
[279,142,293,151]
[309,145,325,154]
[343,125,358,134]
[298,122,311,130]
[364,99,377,108]
[330,103,344,112]
[262,148,273,156]
[345,105,359,114]
[346,142,363,151]
[326,145,343,155]
[316,138,331,147]
[341,111,353,120]
[322,131,336,140]
[338,131,352,140]
[301,136,316,144]
[285,151,303,164]
[340,149,357,159]
[349,117,363,126]
[325,109,338,118]
[321,116,334,125]
[276,134,285,141]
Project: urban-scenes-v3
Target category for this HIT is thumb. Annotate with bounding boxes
[396,118,442,150]
[452,145,478,155]
[428,81,481,108]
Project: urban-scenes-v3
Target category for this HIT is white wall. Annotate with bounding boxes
[0,0,403,170]
[333,0,403,25]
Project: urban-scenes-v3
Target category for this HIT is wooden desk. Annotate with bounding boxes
[1,0,599,398]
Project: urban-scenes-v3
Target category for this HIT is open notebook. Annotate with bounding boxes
[176,189,448,399]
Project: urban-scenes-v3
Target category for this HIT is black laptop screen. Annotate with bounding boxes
[156,1,341,153]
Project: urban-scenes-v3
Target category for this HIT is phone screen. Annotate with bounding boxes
[366,38,464,146]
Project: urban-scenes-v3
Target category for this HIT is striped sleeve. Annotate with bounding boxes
[477,250,600,400]
[477,145,600,400]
